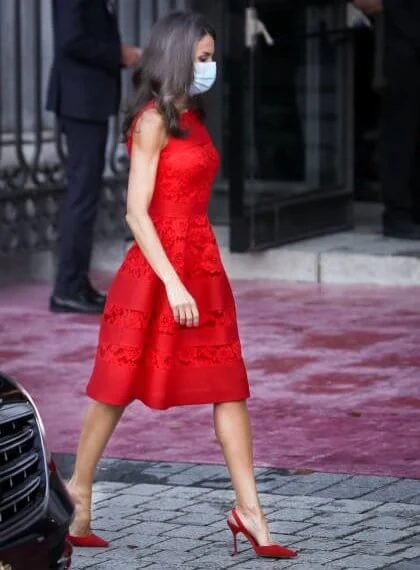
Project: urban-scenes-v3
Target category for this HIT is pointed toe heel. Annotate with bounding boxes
[227,508,297,559]
[68,533,109,548]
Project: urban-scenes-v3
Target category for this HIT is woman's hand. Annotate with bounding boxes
[165,278,199,327]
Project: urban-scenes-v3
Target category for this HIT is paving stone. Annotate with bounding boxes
[258,494,333,510]
[84,560,144,570]
[126,508,182,522]
[146,548,218,567]
[407,495,420,505]
[138,562,199,570]
[297,524,361,540]
[75,549,145,566]
[250,470,298,493]
[202,468,269,490]
[162,524,223,540]
[93,481,133,493]
[327,554,406,569]
[91,490,119,504]
[109,519,180,536]
[191,544,252,566]
[140,496,202,511]
[159,486,214,500]
[272,473,352,496]
[149,536,211,552]
[197,488,235,502]
[372,503,420,518]
[67,464,420,570]
[165,464,229,486]
[139,461,193,480]
[194,477,232,490]
[169,511,222,526]
[333,541,408,557]
[193,555,242,569]
[401,524,420,535]
[92,458,158,484]
[402,546,420,558]
[230,559,296,570]
[203,518,227,533]
[292,537,358,551]
[142,561,199,570]
[93,493,146,509]
[399,535,420,547]
[270,520,315,534]
[349,476,399,488]
[268,507,316,522]
[314,476,397,500]
[270,564,330,570]
[288,549,354,565]
[139,546,199,562]
[104,532,165,549]
[182,501,228,516]
[318,498,381,514]
[364,516,415,530]
[360,480,420,503]
[93,505,146,520]
[384,558,420,570]
[117,482,171,496]
[89,516,141,533]
[308,511,373,526]
[348,527,418,543]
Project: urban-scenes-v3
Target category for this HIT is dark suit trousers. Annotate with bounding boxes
[380,53,420,220]
[54,118,108,297]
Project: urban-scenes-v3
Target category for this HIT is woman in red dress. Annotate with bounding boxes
[66,11,297,560]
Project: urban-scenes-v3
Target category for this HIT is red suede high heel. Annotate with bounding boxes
[68,533,109,548]
[227,508,297,559]
[65,482,108,548]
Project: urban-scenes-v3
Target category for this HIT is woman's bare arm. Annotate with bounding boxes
[125,109,199,327]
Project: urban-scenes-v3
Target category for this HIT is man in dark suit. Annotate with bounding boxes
[46,0,141,313]
[380,0,420,238]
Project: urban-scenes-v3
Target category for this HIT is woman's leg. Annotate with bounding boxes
[213,400,271,545]
[68,401,125,535]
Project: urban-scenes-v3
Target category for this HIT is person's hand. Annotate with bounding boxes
[165,278,199,328]
[352,0,383,15]
[121,45,142,68]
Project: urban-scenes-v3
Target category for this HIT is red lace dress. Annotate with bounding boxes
[86,107,250,410]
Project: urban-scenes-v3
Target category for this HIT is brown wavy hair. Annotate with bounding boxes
[121,11,216,141]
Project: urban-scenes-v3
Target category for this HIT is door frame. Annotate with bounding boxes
[226,0,355,252]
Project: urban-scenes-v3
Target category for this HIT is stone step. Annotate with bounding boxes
[2,226,420,288]
[217,228,420,286]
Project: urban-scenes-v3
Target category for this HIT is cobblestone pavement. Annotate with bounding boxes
[55,456,420,570]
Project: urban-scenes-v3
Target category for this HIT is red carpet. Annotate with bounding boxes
[1,278,419,479]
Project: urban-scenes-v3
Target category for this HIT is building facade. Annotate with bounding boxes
[0,0,352,254]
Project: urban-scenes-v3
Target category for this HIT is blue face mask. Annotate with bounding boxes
[190,61,217,95]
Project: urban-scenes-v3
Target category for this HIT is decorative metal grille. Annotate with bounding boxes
[0,0,186,254]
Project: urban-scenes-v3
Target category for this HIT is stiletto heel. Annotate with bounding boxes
[227,520,239,555]
[227,508,297,559]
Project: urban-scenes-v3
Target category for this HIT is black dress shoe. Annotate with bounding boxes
[383,219,420,240]
[83,278,106,308]
[49,293,103,314]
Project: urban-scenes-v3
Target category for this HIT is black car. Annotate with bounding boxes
[0,372,74,569]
